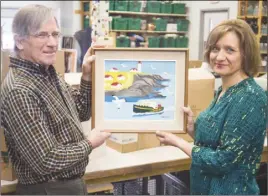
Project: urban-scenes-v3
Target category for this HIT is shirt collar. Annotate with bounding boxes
[218,77,253,93]
[9,56,56,77]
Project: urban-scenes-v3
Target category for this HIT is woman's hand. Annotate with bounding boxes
[156,131,193,157]
[182,106,195,139]
[156,131,182,147]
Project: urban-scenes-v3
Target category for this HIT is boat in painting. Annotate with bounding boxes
[132,100,164,116]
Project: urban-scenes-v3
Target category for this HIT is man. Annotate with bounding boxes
[1,4,110,195]
[127,33,145,47]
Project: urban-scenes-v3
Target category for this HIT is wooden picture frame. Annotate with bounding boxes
[62,49,77,73]
[62,36,74,49]
[92,48,189,133]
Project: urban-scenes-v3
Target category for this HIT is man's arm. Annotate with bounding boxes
[65,78,92,122]
[4,89,92,175]
[62,45,95,122]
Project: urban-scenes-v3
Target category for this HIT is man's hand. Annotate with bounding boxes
[88,130,111,149]
[81,45,106,81]
[81,47,94,81]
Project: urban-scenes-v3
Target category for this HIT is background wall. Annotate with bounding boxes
[1,1,239,60]
[184,1,238,60]
[60,1,81,36]
[1,1,62,49]
[1,1,61,30]
[1,1,81,37]
[1,1,60,8]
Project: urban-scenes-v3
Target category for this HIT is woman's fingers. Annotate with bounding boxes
[156,131,166,138]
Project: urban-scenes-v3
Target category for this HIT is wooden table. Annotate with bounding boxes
[1,137,267,194]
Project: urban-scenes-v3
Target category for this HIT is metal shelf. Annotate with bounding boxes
[110,30,187,34]
[109,11,187,17]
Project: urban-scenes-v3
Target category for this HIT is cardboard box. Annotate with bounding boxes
[1,128,17,181]
[106,134,138,153]
[138,133,193,150]
[107,133,194,153]
[95,36,115,47]
[106,68,215,153]
[1,49,12,83]
[54,50,65,75]
[1,156,17,181]
[188,68,215,118]
[0,128,8,152]
[1,49,65,83]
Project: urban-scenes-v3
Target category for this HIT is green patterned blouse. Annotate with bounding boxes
[190,77,267,195]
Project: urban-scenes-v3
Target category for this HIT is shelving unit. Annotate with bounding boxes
[80,1,92,29]
[237,0,267,76]
[110,30,187,34]
[109,10,187,17]
[76,1,111,43]
[108,1,190,48]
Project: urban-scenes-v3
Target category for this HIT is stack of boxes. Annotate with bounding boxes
[0,128,16,181]
[1,50,17,181]
[109,1,190,48]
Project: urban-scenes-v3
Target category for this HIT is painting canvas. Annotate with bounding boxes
[104,60,176,121]
[93,48,188,133]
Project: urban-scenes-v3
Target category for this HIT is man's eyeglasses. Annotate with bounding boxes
[31,31,62,41]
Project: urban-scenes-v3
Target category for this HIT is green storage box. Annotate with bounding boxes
[116,36,130,47]
[154,18,167,31]
[162,36,176,48]
[148,36,160,48]
[172,3,186,14]
[175,36,180,48]
[83,2,90,12]
[128,18,141,30]
[247,5,254,15]
[109,0,115,11]
[177,19,189,31]
[147,1,161,13]
[83,16,90,29]
[160,2,172,13]
[128,1,142,12]
[159,36,165,48]
[181,36,188,47]
[114,0,128,11]
[176,36,188,48]
[112,17,128,30]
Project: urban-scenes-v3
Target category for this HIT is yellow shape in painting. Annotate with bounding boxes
[104,71,138,91]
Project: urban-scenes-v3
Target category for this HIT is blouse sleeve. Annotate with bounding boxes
[191,93,267,175]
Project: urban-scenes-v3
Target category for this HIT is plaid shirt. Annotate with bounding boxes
[1,56,92,185]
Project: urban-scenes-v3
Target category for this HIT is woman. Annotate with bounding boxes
[156,19,267,195]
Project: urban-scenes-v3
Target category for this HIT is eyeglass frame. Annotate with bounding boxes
[29,31,62,41]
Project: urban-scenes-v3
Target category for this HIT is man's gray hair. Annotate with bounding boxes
[12,4,59,53]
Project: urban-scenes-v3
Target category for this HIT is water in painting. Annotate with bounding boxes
[104,60,176,121]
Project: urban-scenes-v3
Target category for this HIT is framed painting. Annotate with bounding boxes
[92,48,189,133]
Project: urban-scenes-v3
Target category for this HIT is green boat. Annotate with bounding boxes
[133,100,164,114]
